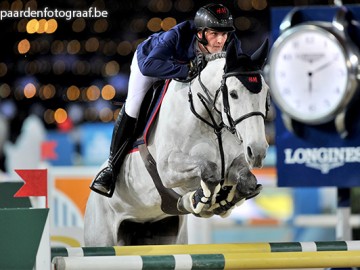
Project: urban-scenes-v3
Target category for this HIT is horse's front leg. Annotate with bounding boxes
[188,161,222,214]
[210,154,262,217]
[157,150,221,215]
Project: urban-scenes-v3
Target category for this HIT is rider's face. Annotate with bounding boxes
[199,29,228,54]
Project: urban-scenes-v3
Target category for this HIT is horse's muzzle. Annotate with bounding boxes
[246,144,268,168]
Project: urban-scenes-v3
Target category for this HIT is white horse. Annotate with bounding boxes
[84,40,270,246]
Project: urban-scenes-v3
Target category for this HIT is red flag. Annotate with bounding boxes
[14,169,48,207]
[41,140,58,160]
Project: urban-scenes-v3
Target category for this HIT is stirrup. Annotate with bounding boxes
[90,168,116,198]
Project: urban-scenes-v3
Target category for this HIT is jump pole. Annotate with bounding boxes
[51,240,360,259]
[52,250,360,270]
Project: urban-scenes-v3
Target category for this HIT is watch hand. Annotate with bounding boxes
[308,72,313,93]
[311,55,338,74]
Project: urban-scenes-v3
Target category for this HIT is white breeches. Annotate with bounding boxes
[125,51,161,118]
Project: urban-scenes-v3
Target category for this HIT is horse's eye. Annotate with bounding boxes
[230,90,238,99]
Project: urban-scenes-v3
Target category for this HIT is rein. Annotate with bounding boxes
[188,87,226,182]
[188,69,266,180]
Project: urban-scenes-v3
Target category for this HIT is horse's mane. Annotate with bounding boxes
[205,52,226,62]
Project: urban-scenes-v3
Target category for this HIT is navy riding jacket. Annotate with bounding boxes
[136,20,242,80]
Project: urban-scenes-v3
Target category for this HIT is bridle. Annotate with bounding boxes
[219,71,267,133]
[188,69,267,180]
[188,69,267,134]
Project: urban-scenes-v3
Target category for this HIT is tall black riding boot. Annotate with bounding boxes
[90,107,137,197]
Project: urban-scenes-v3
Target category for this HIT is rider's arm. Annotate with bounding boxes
[139,44,189,79]
[137,22,196,80]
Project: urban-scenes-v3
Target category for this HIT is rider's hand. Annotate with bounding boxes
[187,59,198,79]
[174,54,206,83]
[174,61,198,83]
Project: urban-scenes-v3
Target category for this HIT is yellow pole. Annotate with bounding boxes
[223,250,360,269]
[113,243,271,256]
[53,250,360,269]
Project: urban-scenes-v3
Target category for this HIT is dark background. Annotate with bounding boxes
[0,0,358,143]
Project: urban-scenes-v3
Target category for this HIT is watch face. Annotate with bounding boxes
[268,24,350,124]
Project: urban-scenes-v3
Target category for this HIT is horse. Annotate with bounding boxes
[84,40,270,246]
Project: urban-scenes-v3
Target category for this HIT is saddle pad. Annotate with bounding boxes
[130,79,171,151]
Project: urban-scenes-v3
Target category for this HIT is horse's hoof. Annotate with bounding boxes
[190,189,210,214]
[246,184,263,200]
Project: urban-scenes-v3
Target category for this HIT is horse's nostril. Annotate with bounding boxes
[247,146,253,159]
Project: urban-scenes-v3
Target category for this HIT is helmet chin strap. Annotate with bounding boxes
[196,29,211,54]
[199,42,211,54]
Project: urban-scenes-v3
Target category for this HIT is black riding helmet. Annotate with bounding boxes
[194,4,235,45]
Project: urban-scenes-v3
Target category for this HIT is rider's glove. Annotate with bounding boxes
[174,54,206,83]
[174,60,198,83]
[187,59,199,79]
[186,52,208,81]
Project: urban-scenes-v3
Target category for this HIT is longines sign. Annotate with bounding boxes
[284,147,360,174]
[272,5,360,188]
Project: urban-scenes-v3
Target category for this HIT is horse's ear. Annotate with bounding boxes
[251,38,269,69]
[225,40,238,73]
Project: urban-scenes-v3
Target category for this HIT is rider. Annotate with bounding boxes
[90,3,242,197]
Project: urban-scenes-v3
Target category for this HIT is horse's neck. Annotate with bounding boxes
[202,57,225,82]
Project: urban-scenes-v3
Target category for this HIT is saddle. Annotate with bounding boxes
[131,80,169,149]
